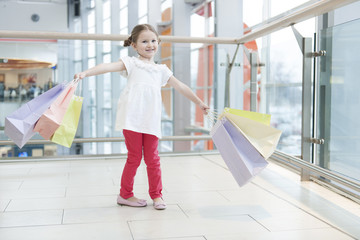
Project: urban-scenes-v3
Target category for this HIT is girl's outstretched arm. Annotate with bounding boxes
[74,61,126,79]
[168,76,209,115]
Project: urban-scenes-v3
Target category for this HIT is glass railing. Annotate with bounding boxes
[316,18,360,183]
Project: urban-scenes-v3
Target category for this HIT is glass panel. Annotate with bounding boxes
[74,20,82,33]
[138,0,147,18]
[270,0,315,17]
[258,18,314,155]
[103,41,111,53]
[88,40,96,57]
[74,40,82,60]
[245,0,317,32]
[88,11,95,28]
[161,0,172,12]
[119,8,128,30]
[103,0,111,19]
[89,0,95,9]
[317,19,360,181]
[138,15,148,24]
[119,0,128,9]
[243,0,263,27]
[103,18,111,34]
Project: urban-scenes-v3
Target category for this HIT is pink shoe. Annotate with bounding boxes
[117,196,147,207]
[153,198,166,210]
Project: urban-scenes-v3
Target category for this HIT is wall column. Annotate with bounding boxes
[172,1,192,151]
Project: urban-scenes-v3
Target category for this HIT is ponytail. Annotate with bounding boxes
[123,36,132,47]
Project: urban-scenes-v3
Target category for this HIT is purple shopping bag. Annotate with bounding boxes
[34,81,78,140]
[211,117,268,187]
[5,83,66,148]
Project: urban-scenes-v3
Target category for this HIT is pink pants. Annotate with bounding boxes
[120,129,162,200]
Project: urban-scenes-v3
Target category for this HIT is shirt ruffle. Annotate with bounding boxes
[131,57,167,73]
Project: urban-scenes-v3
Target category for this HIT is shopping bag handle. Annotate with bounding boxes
[72,78,80,84]
[72,78,82,96]
[206,109,219,126]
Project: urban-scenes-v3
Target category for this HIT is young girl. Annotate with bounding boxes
[75,24,209,210]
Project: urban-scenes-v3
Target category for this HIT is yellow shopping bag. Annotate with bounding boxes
[223,107,271,125]
[51,95,83,148]
[219,109,281,160]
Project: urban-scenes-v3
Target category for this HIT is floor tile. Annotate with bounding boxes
[20,177,69,189]
[163,191,228,205]
[0,210,63,228]
[5,195,116,212]
[0,199,10,212]
[205,228,354,240]
[0,222,133,240]
[65,185,119,197]
[0,168,30,179]
[129,215,267,239]
[0,187,66,199]
[63,204,187,224]
[0,180,22,190]
[251,210,331,231]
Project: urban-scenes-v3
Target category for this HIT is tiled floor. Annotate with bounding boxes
[0,154,360,240]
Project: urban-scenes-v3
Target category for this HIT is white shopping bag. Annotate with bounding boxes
[211,116,268,187]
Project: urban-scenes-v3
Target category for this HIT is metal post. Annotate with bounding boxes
[250,51,258,111]
[224,44,240,108]
[224,53,230,107]
[292,26,312,181]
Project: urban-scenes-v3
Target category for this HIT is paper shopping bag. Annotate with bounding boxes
[4,83,66,148]
[51,95,83,148]
[34,80,79,140]
[220,110,282,160]
[223,107,271,125]
[211,117,268,187]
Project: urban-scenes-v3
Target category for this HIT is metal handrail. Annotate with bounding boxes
[0,135,213,146]
[271,151,360,194]
[236,0,359,44]
[0,31,237,44]
[0,0,358,44]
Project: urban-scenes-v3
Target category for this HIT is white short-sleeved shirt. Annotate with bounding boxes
[115,56,173,138]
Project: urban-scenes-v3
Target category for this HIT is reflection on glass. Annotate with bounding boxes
[120,8,128,29]
[119,0,127,9]
[318,19,360,181]
[103,0,111,19]
[103,18,111,34]
[138,0,148,19]
[260,25,312,156]
[87,11,95,29]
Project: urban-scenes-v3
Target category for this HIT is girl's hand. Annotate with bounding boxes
[74,72,86,80]
[199,102,210,115]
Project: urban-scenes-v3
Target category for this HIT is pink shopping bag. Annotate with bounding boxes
[211,116,268,187]
[33,80,79,140]
[5,83,66,148]
[51,95,83,148]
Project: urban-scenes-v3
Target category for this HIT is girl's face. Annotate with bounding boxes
[132,30,159,61]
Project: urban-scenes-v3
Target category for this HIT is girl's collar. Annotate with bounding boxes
[137,54,156,64]
[137,56,156,65]
[131,56,164,72]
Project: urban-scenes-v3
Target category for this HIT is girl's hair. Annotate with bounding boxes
[123,24,160,47]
